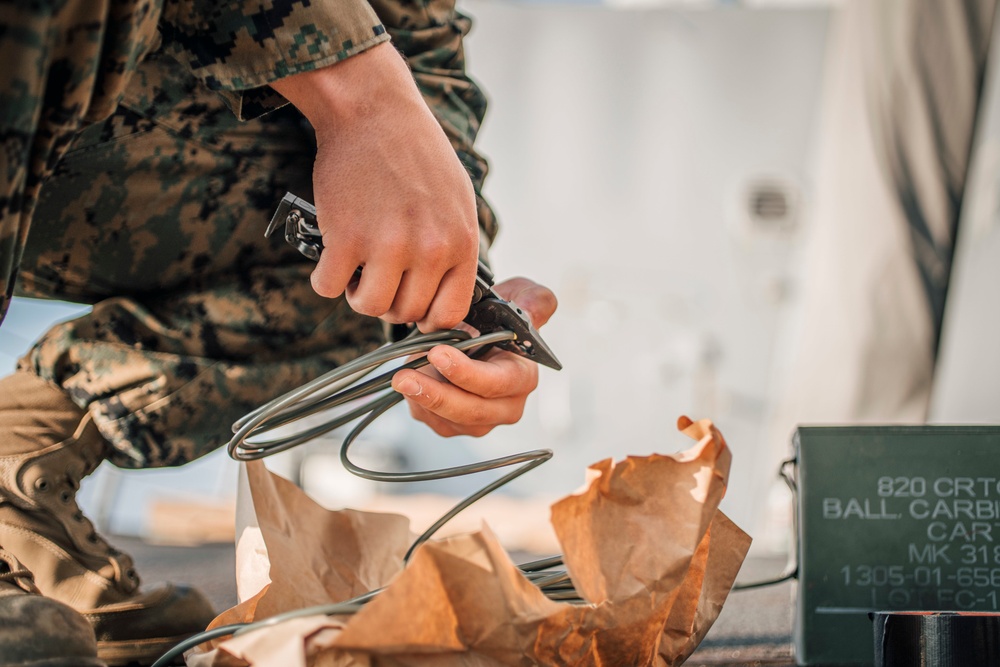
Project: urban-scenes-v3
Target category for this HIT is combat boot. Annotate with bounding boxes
[0,371,216,666]
[0,545,106,667]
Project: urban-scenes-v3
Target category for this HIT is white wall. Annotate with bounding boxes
[461,2,829,547]
[0,4,833,550]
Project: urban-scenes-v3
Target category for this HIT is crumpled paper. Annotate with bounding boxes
[188,416,751,666]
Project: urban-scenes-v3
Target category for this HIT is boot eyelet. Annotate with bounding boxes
[34,478,50,493]
[87,534,99,543]
[126,568,138,581]
[59,490,72,503]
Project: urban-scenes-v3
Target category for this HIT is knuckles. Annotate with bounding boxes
[388,302,430,326]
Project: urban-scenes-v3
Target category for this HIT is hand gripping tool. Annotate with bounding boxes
[266,193,562,371]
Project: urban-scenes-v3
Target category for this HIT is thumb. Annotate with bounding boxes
[492,277,558,328]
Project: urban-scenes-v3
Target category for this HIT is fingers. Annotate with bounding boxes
[314,244,477,329]
[390,345,538,436]
[320,271,557,338]
[386,278,557,438]
[311,234,362,299]
[492,277,559,329]
[416,263,477,332]
[427,345,538,399]
[348,263,402,317]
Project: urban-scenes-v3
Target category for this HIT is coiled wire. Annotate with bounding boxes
[152,329,578,667]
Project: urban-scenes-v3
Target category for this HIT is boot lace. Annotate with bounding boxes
[20,430,141,594]
[0,552,41,594]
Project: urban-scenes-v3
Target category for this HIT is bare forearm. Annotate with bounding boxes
[271,41,480,332]
[270,42,419,139]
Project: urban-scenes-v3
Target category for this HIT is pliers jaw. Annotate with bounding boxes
[466,297,563,370]
[267,192,562,371]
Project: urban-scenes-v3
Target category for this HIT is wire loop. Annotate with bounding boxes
[152,329,574,667]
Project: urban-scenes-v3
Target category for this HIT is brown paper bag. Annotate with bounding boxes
[189,416,750,667]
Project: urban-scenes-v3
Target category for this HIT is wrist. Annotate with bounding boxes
[270,42,418,138]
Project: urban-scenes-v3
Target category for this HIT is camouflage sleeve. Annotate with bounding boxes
[369,0,498,249]
[160,0,391,120]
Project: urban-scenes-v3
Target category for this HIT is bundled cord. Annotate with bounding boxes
[153,325,801,665]
[152,329,579,667]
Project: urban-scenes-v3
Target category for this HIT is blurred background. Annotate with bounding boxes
[3,0,999,571]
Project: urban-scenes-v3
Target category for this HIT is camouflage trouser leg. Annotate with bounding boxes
[13,57,384,470]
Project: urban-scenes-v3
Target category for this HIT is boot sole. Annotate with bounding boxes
[98,634,196,667]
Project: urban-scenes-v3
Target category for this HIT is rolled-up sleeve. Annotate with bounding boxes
[160,0,390,119]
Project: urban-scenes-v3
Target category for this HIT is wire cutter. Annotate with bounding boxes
[266,193,563,371]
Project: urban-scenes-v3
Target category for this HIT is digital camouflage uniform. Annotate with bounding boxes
[0,0,390,321]
[3,0,496,468]
[0,1,496,664]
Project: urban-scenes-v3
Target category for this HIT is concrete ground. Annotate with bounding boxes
[124,537,796,666]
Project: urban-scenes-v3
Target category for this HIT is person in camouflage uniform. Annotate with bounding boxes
[0,1,557,665]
